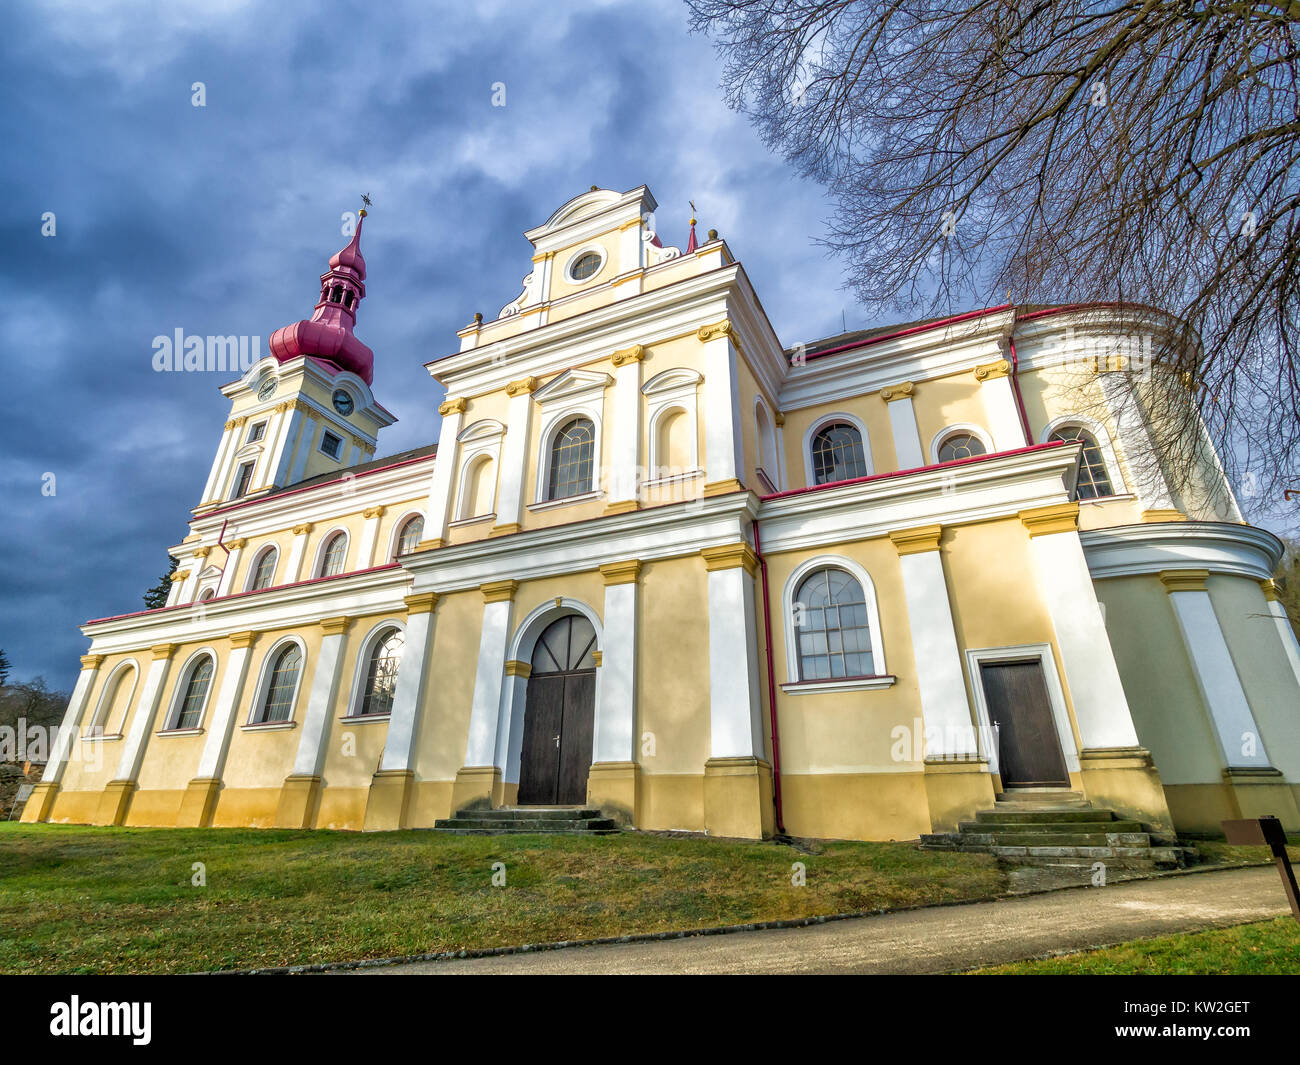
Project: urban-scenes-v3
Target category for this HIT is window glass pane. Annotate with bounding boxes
[1051,426,1114,499]
[261,646,301,722]
[360,629,404,716]
[175,658,213,729]
[795,566,875,681]
[938,432,987,463]
[547,418,594,500]
[320,534,346,577]
[252,548,277,590]
[811,423,867,485]
[397,516,424,556]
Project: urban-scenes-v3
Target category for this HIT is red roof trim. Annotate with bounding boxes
[86,563,405,626]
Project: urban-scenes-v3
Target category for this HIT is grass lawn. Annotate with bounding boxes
[0,823,1004,974]
[974,917,1300,974]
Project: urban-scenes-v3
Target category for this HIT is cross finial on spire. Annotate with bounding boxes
[686,199,698,254]
[360,192,372,217]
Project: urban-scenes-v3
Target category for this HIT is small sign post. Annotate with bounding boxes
[1222,816,1300,921]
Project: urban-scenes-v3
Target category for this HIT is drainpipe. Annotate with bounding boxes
[752,520,786,835]
[1005,306,1034,445]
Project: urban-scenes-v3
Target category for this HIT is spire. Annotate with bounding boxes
[268,204,375,385]
[685,200,698,255]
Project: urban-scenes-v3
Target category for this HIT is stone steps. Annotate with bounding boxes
[921,797,1194,871]
[432,806,620,835]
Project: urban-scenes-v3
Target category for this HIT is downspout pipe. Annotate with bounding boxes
[752,520,786,836]
[1005,306,1034,446]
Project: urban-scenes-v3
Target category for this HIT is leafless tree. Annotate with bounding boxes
[688,1,1300,525]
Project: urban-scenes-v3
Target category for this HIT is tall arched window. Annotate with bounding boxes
[92,663,137,734]
[172,656,214,730]
[395,515,424,558]
[357,628,404,717]
[794,567,874,680]
[811,422,868,485]
[547,417,595,500]
[936,431,987,463]
[249,547,277,591]
[257,644,302,723]
[318,532,347,577]
[1050,425,1114,499]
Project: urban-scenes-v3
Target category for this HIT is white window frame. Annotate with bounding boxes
[230,459,257,499]
[803,412,873,487]
[245,545,279,592]
[563,244,607,285]
[312,527,350,579]
[779,555,892,694]
[387,510,426,561]
[1040,415,1129,499]
[530,369,611,505]
[753,395,781,491]
[88,659,139,736]
[930,423,995,465]
[964,643,1081,777]
[161,648,218,733]
[344,619,407,720]
[642,367,702,482]
[454,419,505,522]
[245,635,308,728]
[318,429,344,461]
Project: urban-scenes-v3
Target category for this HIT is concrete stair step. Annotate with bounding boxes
[995,790,1088,805]
[961,819,1145,835]
[433,817,618,833]
[452,807,604,820]
[433,825,621,836]
[975,808,1117,824]
[953,831,1152,848]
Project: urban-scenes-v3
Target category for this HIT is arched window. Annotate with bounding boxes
[395,515,424,558]
[92,663,137,734]
[937,431,987,463]
[198,588,216,602]
[547,417,595,500]
[318,532,347,578]
[1050,425,1115,499]
[358,628,404,716]
[794,568,874,680]
[531,614,598,674]
[811,422,868,485]
[257,644,302,723]
[172,656,214,730]
[249,547,277,590]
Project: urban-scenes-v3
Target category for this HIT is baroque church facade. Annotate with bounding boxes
[25,185,1300,840]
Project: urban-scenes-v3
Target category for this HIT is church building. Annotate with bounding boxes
[25,185,1300,841]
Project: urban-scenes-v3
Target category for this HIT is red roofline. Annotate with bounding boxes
[195,451,435,521]
[760,441,1071,502]
[86,563,406,627]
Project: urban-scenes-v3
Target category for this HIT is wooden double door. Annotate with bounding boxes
[517,615,598,806]
[979,658,1070,789]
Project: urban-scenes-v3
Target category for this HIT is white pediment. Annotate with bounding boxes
[532,368,613,406]
[642,367,702,395]
[457,418,506,443]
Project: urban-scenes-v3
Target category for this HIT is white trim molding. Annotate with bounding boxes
[1081,521,1284,581]
[781,554,887,685]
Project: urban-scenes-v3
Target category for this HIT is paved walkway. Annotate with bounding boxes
[356,865,1289,975]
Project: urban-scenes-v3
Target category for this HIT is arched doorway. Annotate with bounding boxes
[517,614,598,805]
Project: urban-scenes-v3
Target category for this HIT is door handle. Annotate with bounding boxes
[554,734,560,748]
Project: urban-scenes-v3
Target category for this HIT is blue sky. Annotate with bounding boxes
[2,0,873,690]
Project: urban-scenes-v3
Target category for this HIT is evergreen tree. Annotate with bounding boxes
[143,557,179,610]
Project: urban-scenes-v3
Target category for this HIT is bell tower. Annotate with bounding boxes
[194,208,396,512]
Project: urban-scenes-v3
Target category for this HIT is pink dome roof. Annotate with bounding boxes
[267,211,374,385]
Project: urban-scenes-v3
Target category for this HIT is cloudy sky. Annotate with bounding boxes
[2,0,877,690]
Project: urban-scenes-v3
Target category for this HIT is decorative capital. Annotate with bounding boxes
[80,654,105,670]
[229,630,258,649]
[1140,508,1186,524]
[169,570,190,583]
[150,643,177,660]
[974,359,1011,381]
[505,376,539,397]
[439,397,467,417]
[611,344,645,367]
[600,559,642,585]
[192,547,211,559]
[414,537,446,551]
[404,592,440,615]
[319,616,352,636]
[362,506,386,520]
[1159,569,1209,594]
[292,523,314,536]
[700,542,758,576]
[1019,502,1079,537]
[592,651,603,667]
[1260,579,1279,603]
[697,319,735,344]
[889,525,943,555]
[774,411,786,428]
[480,579,519,604]
[504,659,532,678]
[880,381,915,403]
[229,415,247,428]
[227,537,248,550]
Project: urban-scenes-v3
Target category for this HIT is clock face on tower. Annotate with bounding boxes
[332,389,354,416]
[256,377,277,401]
